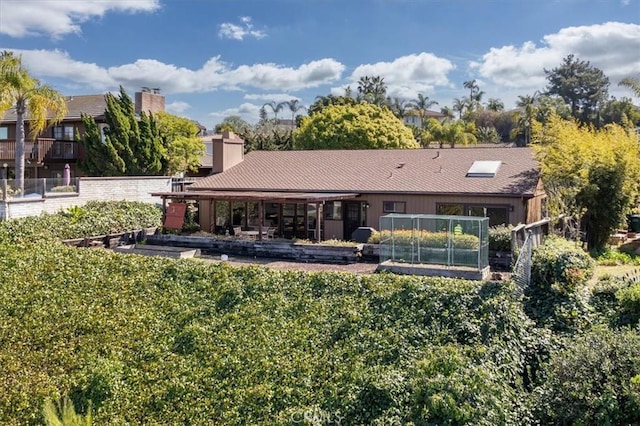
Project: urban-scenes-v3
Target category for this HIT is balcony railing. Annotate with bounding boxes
[0,139,78,162]
[1,177,79,201]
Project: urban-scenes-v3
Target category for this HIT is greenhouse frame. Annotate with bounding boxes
[378,214,490,275]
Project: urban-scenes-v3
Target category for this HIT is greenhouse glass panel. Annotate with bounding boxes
[379,214,489,270]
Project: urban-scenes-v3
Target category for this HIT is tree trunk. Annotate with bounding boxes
[15,99,26,194]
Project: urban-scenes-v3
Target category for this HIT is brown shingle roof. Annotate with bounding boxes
[1,94,107,122]
[190,146,540,197]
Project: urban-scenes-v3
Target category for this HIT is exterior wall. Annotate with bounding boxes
[0,176,171,221]
[323,220,343,240]
[212,132,244,173]
[359,193,532,229]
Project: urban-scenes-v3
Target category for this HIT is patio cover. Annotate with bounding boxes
[151,190,361,203]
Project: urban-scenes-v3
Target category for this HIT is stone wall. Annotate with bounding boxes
[0,176,171,220]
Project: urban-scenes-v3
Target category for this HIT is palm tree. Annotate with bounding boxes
[0,51,67,193]
[440,106,455,122]
[262,101,283,121]
[452,98,466,120]
[409,93,438,127]
[486,98,504,112]
[618,76,640,98]
[463,79,484,111]
[514,94,537,145]
[389,97,409,119]
[279,99,306,127]
[357,75,387,106]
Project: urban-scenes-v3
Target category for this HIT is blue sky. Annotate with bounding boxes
[1,0,639,129]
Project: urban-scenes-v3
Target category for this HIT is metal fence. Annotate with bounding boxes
[379,214,489,270]
[512,231,533,296]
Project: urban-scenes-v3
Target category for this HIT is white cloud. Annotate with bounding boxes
[0,0,160,38]
[3,49,346,93]
[244,93,300,103]
[350,52,456,99]
[209,103,263,124]
[219,16,266,40]
[166,101,191,114]
[470,22,640,90]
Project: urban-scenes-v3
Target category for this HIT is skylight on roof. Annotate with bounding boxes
[466,160,502,178]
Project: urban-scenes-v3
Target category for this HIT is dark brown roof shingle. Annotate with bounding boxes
[190,146,540,197]
[1,94,107,122]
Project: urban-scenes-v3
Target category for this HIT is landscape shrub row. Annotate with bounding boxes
[0,200,161,243]
[1,240,639,425]
[367,229,480,249]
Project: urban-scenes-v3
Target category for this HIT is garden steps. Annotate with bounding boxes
[114,243,200,259]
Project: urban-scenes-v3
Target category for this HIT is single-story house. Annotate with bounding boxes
[154,132,545,241]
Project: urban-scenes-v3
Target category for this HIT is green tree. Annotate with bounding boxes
[262,101,283,121]
[533,115,640,251]
[214,115,251,135]
[452,98,467,120]
[79,87,164,176]
[356,75,387,106]
[279,99,306,127]
[599,97,640,127]
[440,106,455,122]
[512,94,537,145]
[389,97,409,120]
[0,51,67,192]
[294,103,418,150]
[545,54,610,125]
[307,94,356,116]
[486,98,504,112]
[618,76,640,98]
[409,93,438,127]
[155,112,205,175]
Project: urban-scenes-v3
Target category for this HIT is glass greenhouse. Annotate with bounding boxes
[379,214,489,270]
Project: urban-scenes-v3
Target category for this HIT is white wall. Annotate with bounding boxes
[0,176,171,220]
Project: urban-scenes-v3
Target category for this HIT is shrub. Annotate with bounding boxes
[367,229,479,249]
[488,224,512,252]
[525,236,596,333]
[532,327,640,424]
[531,236,595,293]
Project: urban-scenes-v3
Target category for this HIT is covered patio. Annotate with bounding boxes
[151,190,361,242]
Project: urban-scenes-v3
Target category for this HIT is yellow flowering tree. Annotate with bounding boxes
[294,103,418,150]
[533,115,640,250]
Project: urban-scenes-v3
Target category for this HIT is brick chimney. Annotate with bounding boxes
[212,131,244,173]
[135,87,165,115]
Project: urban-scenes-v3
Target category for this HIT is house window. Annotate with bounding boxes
[324,201,342,220]
[437,203,463,216]
[0,126,8,140]
[437,202,509,227]
[53,125,75,141]
[383,201,406,213]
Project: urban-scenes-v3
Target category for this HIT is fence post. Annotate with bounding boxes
[41,178,47,196]
[2,179,6,200]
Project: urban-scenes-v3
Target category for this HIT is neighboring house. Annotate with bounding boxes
[403,109,447,128]
[0,88,165,180]
[155,132,545,241]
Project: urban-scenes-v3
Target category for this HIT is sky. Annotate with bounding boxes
[1,0,639,129]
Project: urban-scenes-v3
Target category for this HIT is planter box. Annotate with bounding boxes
[145,235,363,264]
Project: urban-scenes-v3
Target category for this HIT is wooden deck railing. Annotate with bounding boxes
[0,138,58,163]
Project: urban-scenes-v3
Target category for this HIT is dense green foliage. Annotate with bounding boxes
[0,201,161,243]
[294,103,418,150]
[525,236,596,333]
[367,229,479,249]
[1,211,639,424]
[155,112,205,175]
[79,87,165,176]
[488,224,513,252]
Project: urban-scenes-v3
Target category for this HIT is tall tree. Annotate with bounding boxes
[279,99,306,127]
[618,76,640,98]
[79,87,164,176]
[513,94,537,145]
[486,98,504,112]
[262,101,283,121]
[545,54,610,125]
[452,98,467,120]
[307,94,356,116]
[155,112,205,175]
[440,106,455,122]
[356,75,387,106]
[463,79,484,111]
[409,93,438,127]
[532,115,640,251]
[0,51,67,192]
[389,97,409,119]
